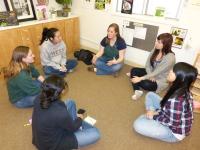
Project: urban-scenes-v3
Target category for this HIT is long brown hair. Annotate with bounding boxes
[105,23,122,45]
[4,46,30,78]
[150,33,173,67]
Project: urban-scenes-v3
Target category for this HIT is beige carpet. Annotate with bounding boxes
[0,62,200,150]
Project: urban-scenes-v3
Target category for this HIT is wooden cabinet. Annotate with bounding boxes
[18,24,43,64]
[191,53,200,113]
[0,17,80,68]
[0,29,22,67]
[65,17,80,53]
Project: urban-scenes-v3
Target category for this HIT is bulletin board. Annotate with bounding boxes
[122,20,159,51]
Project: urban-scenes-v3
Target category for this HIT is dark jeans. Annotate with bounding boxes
[130,67,157,91]
[43,59,77,77]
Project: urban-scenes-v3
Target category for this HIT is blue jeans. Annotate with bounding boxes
[133,92,179,142]
[13,80,41,108]
[64,100,100,148]
[43,59,77,77]
[95,57,123,75]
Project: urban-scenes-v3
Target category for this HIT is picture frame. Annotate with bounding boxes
[4,0,36,22]
[170,27,188,49]
[121,0,133,14]
[0,11,19,26]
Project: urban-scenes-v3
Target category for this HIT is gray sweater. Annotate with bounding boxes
[144,50,176,93]
[40,40,67,70]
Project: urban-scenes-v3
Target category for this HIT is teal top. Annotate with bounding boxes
[100,37,126,61]
[7,64,41,103]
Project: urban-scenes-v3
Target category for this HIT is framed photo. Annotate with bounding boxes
[0,11,19,26]
[121,0,133,14]
[4,0,36,22]
[170,27,188,49]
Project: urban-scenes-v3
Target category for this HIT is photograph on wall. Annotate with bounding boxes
[4,0,36,22]
[170,27,188,49]
[121,0,133,14]
[35,4,48,20]
[95,0,105,10]
[0,11,18,26]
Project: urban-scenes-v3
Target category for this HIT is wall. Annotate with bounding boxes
[71,0,200,66]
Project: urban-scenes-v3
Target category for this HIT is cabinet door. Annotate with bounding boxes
[43,20,66,44]
[19,24,43,64]
[0,29,22,67]
[30,24,43,64]
[65,18,80,53]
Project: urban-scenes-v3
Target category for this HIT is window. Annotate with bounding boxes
[116,0,184,19]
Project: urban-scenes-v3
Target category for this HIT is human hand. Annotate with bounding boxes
[60,65,67,72]
[131,76,142,83]
[37,75,45,82]
[77,114,84,119]
[146,110,158,119]
[149,78,156,82]
[107,58,117,66]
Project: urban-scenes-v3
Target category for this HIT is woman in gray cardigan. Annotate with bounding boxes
[128,33,176,100]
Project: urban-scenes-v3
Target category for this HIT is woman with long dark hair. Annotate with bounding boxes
[4,46,44,108]
[32,75,100,150]
[133,62,198,142]
[88,23,126,77]
[40,27,77,77]
[128,33,176,100]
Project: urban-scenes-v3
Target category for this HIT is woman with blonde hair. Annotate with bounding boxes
[88,23,126,76]
[4,46,44,108]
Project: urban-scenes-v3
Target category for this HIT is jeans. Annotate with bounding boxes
[130,67,157,91]
[13,80,41,108]
[133,92,179,142]
[64,100,100,148]
[43,59,77,77]
[95,56,122,75]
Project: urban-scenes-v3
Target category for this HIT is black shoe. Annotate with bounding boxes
[87,66,94,72]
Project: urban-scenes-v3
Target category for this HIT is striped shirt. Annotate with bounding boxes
[153,94,193,136]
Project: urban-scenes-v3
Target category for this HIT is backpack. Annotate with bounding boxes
[74,49,95,65]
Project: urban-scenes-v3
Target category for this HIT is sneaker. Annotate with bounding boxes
[68,69,73,73]
[87,66,97,72]
[132,90,143,100]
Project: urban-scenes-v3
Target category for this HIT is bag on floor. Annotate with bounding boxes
[74,49,95,65]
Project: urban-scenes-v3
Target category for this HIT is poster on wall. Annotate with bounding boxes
[170,27,188,49]
[95,0,105,10]
[121,0,133,14]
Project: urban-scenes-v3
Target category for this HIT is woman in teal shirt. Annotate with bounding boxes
[4,46,44,108]
[89,23,126,76]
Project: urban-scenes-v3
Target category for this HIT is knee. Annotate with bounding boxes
[133,116,145,134]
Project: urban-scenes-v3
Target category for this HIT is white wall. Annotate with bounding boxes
[71,0,200,66]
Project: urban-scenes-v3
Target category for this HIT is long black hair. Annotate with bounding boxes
[150,33,174,67]
[40,27,59,45]
[40,75,68,109]
[160,62,198,108]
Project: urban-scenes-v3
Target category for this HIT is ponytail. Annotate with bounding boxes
[40,27,59,45]
[40,75,67,109]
